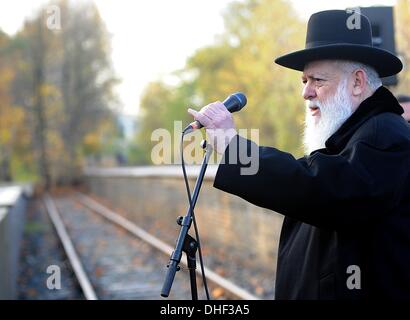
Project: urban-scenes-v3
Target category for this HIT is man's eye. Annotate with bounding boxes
[302,79,307,84]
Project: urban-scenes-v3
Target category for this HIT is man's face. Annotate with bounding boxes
[302,61,348,124]
[400,102,410,122]
[301,60,356,154]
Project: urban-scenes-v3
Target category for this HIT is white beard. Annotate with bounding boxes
[303,78,355,155]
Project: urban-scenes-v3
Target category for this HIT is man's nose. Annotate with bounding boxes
[302,82,316,100]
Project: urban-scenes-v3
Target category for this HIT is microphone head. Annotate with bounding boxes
[232,92,247,108]
[223,92,247,112]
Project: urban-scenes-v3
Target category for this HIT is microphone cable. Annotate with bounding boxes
[180,128,210,300]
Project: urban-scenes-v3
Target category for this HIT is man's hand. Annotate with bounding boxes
[187,101,237,154]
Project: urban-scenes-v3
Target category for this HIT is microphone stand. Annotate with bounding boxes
[161,139,213,299]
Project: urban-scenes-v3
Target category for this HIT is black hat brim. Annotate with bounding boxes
[274,44,403,77]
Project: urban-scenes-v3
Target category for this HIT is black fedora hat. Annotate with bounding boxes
[275,10,402,77]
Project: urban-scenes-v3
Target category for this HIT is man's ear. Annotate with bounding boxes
[352,69,367,96]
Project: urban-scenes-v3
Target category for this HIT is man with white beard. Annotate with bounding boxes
[301,60,380,154]
[303,62,356,154]
[188,10,410,299]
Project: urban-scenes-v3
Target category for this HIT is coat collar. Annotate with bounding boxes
[324,86,404,154]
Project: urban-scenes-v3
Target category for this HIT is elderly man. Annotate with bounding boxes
[397,94,410,122]
[188,10,410,300]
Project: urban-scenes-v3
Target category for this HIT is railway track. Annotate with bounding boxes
[43,192,259,300]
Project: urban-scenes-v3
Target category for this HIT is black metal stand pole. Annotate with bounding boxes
[184,233,198,300]
[161,140,212,299]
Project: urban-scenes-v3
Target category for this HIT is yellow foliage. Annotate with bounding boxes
[83,132,101,152]
[394,0,410,94]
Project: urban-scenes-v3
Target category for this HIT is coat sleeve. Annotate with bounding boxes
[213,133,410,230]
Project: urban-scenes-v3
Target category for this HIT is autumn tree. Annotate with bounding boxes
[0,31,31,181]
[7,0,119,186]
[58,0,119,183]
[394,0,410,95]
[136,0,306,163]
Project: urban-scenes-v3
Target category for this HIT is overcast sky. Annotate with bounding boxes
[0,0,396,116]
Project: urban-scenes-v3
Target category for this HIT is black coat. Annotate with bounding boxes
[213,86,410,300]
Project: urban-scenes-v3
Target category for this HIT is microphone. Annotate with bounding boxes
[183,92,247,133]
